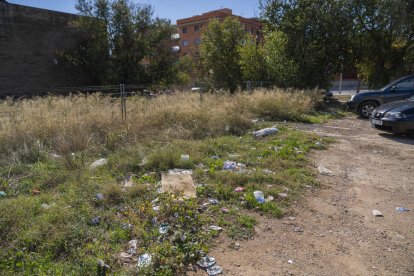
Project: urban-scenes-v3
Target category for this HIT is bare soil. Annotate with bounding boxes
[192,116,414,276]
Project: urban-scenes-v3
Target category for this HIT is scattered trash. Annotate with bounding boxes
[287,259,294,264]
[90,216,101,226]
[167,169,193,175]
[159,223,170,235]
[181,154,190,161]
[153,206,160,211]
[266,196,274,202]
[395,207,409,213]
[97,259,110,275]
[262,169,273,174]
[220,207,229,213]
[32,189,41,196]
[197,256,216,268]
[223,161,237,170]
[278,193,288,198]
[209,198,219,204]
[119,252,133,262]
[123,173,134,187]
[287,216,296,221]
[372,210,383,217]
[90,158,107,170]
[0,191,6,198]
[210,225,223,231]
[137,253,152,268]
[207,264,223,275]
[122,223,133,230]
[251,119,259,123]
[127,239,138,254]
[315,142,323,147]
[318,165,334,176]
[211,155,219,159]
[50,153,61,159]
[252,127,278,138]
[41,203,56,209]
[234,186,245,192]
[294,227,304,233]
[233,242,240,250]
[228,154,240,159]
[254,191,265,204]
[223,161,246,171]
[96,193,104,200]
[161,172,196,198]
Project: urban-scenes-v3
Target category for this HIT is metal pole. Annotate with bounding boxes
[122,84,126,121]
[339,73,343,95]
[120,84,124,122]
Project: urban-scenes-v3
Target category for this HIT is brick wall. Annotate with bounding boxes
[0,2,87,96]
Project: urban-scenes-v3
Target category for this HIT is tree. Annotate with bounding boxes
[352,0,414,87]
[200,18,246,93]
[239,35,268,82]
[260,0,355,88]
[59,0,177,85]
[263,31,298,87]
[260,0,414,88]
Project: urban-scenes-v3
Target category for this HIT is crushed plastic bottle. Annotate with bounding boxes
[395,207,409,213]
[127,240,138,254]
[96,193,104,200]
[208,198,219,204]
[137,253,152,268]
[0,191,6,198]
[252,127,278,138]
[197,256,216,268]
[254,191,265,204]
[207,264,223,275]
[159,223,170,235]
[90,216,101,226]
[209,225,222,231]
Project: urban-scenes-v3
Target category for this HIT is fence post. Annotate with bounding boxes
[120,84,126,122]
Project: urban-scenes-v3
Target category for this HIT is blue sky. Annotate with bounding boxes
[8,0,260,22]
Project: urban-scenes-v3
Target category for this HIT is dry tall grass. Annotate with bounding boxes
[0,89,318,163]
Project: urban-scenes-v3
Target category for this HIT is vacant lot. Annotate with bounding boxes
[0,90,339,274]
[195,117,414,275]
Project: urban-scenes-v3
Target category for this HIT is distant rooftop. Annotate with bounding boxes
[177,8,260,26]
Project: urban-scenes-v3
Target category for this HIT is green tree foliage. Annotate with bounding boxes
[239,35,268,82]
[263,31,298,87]
[260,0,414,88]
[239,32,298,87]
[60,0,177,85]
[353,0,414,87]
[200,18,246,93]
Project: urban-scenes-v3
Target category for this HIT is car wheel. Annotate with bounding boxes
[358,101,378,119]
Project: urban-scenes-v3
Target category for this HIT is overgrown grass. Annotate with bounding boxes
[0,89,332,274]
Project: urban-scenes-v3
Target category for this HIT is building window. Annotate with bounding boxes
[194,38,201,45]
[182,40,189,46]
[194,25,200,32]
[182,27,187,33]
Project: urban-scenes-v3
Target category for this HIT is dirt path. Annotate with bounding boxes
[193,117,414,276]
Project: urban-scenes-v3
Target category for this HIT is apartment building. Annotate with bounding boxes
[173,8,262,57]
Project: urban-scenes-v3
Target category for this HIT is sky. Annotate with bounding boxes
[7,0,261,23]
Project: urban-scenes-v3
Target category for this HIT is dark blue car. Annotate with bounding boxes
[370,95,414,136]
[347,75,414,118]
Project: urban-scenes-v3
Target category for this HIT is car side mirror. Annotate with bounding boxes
[390,85,396,92]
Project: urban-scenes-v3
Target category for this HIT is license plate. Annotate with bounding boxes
[371,119,383,125]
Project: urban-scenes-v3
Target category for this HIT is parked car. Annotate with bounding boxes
[370,95,414,135]
[347,75,414,118]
